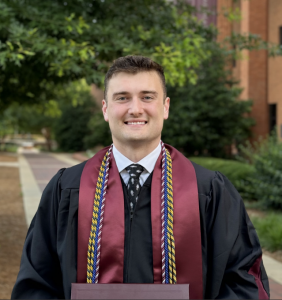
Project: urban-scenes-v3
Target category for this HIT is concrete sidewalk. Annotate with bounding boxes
[16,151,282,299]
[18,152,80,225]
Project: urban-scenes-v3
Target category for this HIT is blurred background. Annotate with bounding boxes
[1,0,282,298]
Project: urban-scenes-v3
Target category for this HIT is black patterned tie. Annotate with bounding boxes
[126,164,144,212]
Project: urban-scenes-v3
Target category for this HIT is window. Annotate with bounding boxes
[269,104,277,133]
[280,26,282,46]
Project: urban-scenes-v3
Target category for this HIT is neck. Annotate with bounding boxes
[113,139,161,162]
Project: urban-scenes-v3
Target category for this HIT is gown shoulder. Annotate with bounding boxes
[60,160,87,190]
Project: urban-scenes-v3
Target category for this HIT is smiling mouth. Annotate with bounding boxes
[124,121,147,125]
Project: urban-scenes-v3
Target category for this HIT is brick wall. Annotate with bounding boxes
[216,0,232,42]
[238,0,249,100]
[248,0,269,139]
[217,0,270,139]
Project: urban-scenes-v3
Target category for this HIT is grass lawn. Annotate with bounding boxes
[250,212,282,252]
[0,145,18,153]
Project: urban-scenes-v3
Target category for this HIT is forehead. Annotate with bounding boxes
[107,71,163,95]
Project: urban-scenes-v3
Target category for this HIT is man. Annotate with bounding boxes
[12,56,269,299]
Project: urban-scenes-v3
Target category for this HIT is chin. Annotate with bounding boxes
[123,135,149,144]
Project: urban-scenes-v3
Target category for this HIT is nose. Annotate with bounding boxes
[128,97,143,116]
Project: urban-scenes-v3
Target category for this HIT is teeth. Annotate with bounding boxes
[127,122,145,125]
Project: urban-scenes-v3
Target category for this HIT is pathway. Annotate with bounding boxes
[17,151,282,299]
[18,152,80,225]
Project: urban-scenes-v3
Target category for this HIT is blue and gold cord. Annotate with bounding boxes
[164,148,177,284]
[87,150,110,283]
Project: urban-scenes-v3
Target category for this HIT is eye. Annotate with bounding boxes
[143,96,153,100]
[117,96,127,101]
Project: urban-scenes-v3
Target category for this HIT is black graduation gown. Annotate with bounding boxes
[11,161,270,299]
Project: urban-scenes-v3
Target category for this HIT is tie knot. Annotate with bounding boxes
[126,164,144,179]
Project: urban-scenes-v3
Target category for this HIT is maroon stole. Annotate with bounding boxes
[77,144,203,299]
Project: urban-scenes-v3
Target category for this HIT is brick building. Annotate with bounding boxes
[214,0,282,140]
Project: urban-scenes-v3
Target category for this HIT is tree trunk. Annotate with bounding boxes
[0,134,6,151]
[41,127,52,152]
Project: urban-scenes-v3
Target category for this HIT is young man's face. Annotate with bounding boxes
[102,71,170,149]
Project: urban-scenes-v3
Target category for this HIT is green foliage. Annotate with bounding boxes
[162,43,254,157]
[0,144,18,152]
[239,134,282,209]
[251,213,282,251]
[51,81,96,152]
[2,0,276,156]
[1,79,91,133]
[226,32,282,58]
[0,79,95,152]
[220,3,282,58]
[189,156,254,196]
[0,106,17,141]
[53,100,94,152]
[0,0,210,111]
[84,112,112,149]
[223,7,242,22]
[125,6,210,86]
[7,100,61,135]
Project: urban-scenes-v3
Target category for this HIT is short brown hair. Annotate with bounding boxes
[104,55,166,100]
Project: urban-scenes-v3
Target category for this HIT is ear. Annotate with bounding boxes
[163,97,170,120]
[102,99,109,122]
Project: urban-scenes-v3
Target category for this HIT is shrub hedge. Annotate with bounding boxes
[251,213,282,251]
[189,157,255,198]
[239,134,282,209]
[53,101,93,152]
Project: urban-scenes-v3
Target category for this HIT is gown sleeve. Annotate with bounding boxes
[203,171,270,299]
[11,169,66,299]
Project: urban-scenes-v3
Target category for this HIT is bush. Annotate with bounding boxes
[189,157,254,198]
[53,101,93,152]
[239,134,282,209]
[0,144,18,153]
[84,112,112,149]
[251,213,282,251]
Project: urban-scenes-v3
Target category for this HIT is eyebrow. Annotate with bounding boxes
[112,91,129,98]
[140,90,158,96]
[112,90,158,98]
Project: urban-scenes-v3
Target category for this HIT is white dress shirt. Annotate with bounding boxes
[112,142,161,186]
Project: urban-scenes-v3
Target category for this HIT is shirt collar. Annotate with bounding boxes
[112,141,161,173]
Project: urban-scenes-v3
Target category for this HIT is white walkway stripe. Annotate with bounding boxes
[23,165,69,169]
[36,180,50,184]
[50,153,81,166]
[18,155,42,226]
[0,162,19,167]
[262,254,282,285]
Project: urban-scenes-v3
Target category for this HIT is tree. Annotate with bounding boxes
[7,100,61,151]
[53,99,94,152]
[4,79,95,151]
[0,0,209,111]
[0,106,17,150]
[1,1,278,155]
[162,43,255,157]
[84,111,112,149]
